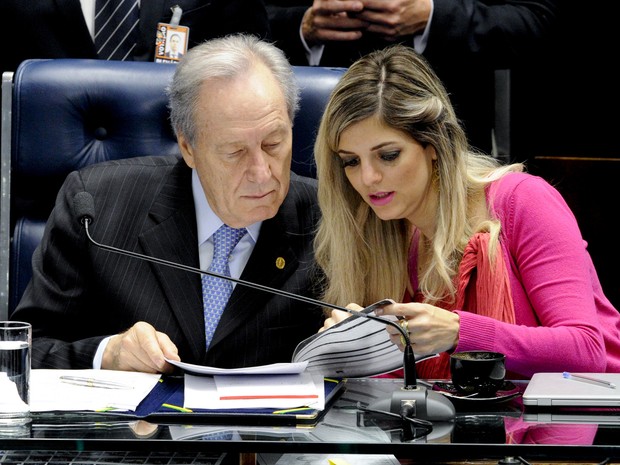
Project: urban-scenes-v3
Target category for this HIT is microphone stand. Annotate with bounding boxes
[367,344,455,421]
[82,215,455,421]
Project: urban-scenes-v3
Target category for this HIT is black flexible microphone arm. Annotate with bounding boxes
[80,213,418,389]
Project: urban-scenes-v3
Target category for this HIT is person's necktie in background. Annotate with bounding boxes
[203,225,248,350]
[95,0,140,61]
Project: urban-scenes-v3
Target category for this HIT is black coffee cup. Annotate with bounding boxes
[450,351,506,397]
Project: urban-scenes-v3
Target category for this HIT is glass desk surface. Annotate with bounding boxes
[1,378,620,463]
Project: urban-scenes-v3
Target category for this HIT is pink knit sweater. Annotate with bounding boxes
[454,172,620,377]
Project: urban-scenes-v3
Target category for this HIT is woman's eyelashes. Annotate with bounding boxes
[380,150,400,162]
[339,149,401,169]
[341,156,359,168]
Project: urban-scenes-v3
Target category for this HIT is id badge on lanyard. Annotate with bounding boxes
[155,5,190,64]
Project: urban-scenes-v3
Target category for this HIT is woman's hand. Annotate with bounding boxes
[375,302,460,355]
[318,303,364,332]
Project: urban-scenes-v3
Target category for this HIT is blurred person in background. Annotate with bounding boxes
[1,0,270,72]
[266,0,559,155]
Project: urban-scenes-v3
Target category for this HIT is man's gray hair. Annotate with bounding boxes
[167,34,300,147]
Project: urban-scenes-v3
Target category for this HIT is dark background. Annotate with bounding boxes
[510,0,620,308]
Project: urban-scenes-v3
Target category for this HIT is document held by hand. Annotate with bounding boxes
[292,307,437,378]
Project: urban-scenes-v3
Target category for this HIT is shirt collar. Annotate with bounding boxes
[191,169,260,245]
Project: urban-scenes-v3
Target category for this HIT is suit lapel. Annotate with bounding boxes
[138,0,167,47]
[53,0,97,53]
[138,163,206,363]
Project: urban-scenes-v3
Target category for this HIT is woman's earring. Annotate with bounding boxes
[432,160,440,192]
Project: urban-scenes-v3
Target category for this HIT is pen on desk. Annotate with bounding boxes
[59,375,134,390]
[562,372,617,389]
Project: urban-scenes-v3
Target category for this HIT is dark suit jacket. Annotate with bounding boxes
[12,156,325,370]
[2,0,270,72]
[266,0,559,155]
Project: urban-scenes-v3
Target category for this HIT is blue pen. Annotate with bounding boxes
[562,372,617,389]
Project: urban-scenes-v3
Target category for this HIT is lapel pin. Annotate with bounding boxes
[275,257,285,269]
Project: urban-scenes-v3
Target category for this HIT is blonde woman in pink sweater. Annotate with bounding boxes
[314,45,620,379]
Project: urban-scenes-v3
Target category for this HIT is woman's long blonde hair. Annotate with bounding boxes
[314,45,523,310]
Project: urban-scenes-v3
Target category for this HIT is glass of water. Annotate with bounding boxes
[0,321,31,426]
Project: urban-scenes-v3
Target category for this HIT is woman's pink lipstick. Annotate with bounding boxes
[369,191,394,206]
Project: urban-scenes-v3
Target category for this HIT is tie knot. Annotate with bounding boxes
[212,225,247,259]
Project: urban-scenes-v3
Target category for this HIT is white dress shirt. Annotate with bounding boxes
[192,169,260,277]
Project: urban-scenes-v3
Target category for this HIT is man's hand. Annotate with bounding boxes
[349,0,431,41]
[302,0,368,46]
[102,321,180,373]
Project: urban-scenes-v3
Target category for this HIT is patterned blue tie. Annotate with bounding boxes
[203,225,247,350]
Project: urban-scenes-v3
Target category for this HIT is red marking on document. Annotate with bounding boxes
[219,394,319,400]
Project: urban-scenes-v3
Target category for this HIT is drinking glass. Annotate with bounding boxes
[0,321,31,427]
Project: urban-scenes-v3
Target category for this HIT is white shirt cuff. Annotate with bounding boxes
[299,23,324,66]
[93,336,112,369]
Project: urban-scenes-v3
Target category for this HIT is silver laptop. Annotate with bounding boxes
[523,411,620,424]
[523,372,620,407]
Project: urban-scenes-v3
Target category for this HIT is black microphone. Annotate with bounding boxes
[72,191,455,421]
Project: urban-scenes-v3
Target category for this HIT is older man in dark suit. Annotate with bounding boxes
[12,34,325,373]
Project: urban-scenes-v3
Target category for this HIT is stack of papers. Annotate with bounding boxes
[166,359,325,410]
[184,372,325,410]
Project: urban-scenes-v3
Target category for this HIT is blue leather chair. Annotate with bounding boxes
[0,58,344,318]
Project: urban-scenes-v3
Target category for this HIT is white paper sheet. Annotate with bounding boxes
[0,372,29,412]
[165,359,308,376]
[30,369,161,412]
[183,372,325,410]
